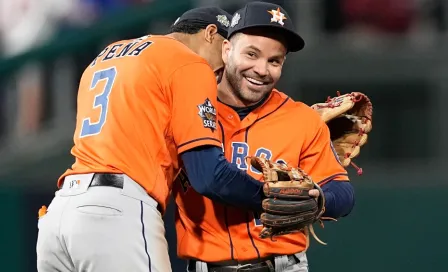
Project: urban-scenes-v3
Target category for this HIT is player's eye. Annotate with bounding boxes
[270,60,280,66]
[269,58,283,67]
[246,52,256,58]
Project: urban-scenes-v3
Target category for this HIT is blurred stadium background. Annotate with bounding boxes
[0,0,446,271]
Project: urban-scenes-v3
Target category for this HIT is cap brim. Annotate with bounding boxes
[229,25,305,52]
[278,27,305,52]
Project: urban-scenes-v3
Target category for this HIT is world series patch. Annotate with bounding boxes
[197,98,217,132]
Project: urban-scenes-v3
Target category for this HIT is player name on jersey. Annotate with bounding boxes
[91,35,153,67]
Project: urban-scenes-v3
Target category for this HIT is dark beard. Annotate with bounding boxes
[224,65,257,106]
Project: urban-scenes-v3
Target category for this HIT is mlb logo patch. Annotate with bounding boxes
[69,179,80,189]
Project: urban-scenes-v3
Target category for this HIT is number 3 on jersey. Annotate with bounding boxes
[80,67,117,138]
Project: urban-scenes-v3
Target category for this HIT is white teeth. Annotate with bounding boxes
[246,77,264,85]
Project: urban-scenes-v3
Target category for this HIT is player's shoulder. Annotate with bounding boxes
[150,35,210,68]
[87,34,213,85]
[293,101,321,119]
[294,101,323,127]
[101,34,208,67]
[272,89,322,124]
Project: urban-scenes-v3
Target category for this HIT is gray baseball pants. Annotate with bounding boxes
[36,173,171,272]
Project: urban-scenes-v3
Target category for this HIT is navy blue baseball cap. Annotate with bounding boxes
[173,7,232,38]
[227,1,305,52]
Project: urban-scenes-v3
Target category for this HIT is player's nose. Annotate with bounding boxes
[252,60,269,78]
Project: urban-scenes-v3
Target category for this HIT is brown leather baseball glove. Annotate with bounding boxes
[311,91,373,175]
[247,156,327,246]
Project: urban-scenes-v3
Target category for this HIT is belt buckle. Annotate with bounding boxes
[237,260,273,271]
[237,264,252,271]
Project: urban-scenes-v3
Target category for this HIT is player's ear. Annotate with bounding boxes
[222,39,231,65]
[204,24,218,43]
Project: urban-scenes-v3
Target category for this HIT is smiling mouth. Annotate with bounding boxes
[245,76,267,86]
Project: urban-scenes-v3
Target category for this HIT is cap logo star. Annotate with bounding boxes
[268,8,286,26]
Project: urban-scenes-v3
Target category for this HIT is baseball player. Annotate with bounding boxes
[36,7,274,272]
[174,2,355,272]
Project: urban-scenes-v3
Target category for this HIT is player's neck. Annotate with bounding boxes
[166,33,201,55]
[218,80,257,108]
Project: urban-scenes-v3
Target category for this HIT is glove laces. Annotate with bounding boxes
[321,91,367,176]
[304,215,337,251]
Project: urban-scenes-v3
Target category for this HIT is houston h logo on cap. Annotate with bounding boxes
[268,7,286,26]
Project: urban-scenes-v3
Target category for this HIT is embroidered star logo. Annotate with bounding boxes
[268,8,287,26]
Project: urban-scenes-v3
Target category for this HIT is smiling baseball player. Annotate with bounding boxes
[174,2,356,272]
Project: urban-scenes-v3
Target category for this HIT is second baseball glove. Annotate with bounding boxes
[311,91,373,174]
[248,156,327,245]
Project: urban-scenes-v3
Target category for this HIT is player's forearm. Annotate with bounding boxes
[321,180,355,218]
[181,146,264,211]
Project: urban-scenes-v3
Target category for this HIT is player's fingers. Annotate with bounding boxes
[308,189,320,198]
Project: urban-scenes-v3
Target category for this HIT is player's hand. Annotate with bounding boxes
[308,189,320,198]
[247,156,326,243]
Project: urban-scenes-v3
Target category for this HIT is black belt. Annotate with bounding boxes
[187,258,275,272]
[69,173,162,213]
[89,173,124,188]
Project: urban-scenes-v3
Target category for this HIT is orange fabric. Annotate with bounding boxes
[59,35,221,213]
[38,206,47,219]
[174,90,349,262]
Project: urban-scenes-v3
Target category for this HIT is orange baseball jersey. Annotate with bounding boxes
[59,35,222,212]
[174,90,349,261]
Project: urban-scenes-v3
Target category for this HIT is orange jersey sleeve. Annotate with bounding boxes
[168,62,222,154]
[300,117,349,185]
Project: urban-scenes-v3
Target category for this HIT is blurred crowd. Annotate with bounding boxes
[0,0,153,57]
[0,0,446,58]
[0,0,152,140]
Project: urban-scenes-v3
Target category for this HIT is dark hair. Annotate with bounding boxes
[169,21,204,34]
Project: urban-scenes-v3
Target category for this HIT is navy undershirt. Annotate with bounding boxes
[181,97,355,218]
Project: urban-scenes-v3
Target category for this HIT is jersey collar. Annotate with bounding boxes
[217,94,270,121]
